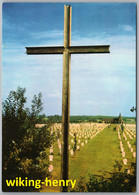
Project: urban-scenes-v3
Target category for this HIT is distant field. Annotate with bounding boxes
[41,122,136,192]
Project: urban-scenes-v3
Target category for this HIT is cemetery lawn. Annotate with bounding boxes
[69,124,122,181]
[41,124,135,192]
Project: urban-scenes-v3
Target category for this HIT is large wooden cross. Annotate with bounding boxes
[26,5,110,192]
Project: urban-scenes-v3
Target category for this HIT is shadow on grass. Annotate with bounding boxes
[70,161,136,192]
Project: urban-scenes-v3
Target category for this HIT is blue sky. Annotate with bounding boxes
[2,3,136,117]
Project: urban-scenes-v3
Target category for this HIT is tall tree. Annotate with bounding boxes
[118,113,122,124]
[2,87,54,192]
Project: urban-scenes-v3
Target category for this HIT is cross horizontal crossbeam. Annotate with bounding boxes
[26,45,110,55]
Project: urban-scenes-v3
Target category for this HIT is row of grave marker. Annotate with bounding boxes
[48,123,109,173]
[117,124,136,174]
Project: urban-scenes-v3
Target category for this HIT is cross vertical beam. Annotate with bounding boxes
[25,4,110,193]
[61,5,71,192]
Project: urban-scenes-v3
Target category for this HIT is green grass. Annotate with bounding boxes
[69,125,122,180]
[41,124,136,192]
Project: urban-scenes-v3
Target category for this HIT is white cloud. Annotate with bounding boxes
[81,100,118,106]
[2,30,136,116]
[30,30,63,40]
[71,34,136,55]
[48,90,62,98]
[123,25,133,32]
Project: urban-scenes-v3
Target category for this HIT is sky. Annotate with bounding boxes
[2,3,136,117]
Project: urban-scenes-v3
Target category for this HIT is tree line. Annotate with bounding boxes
[47,114,135,124]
